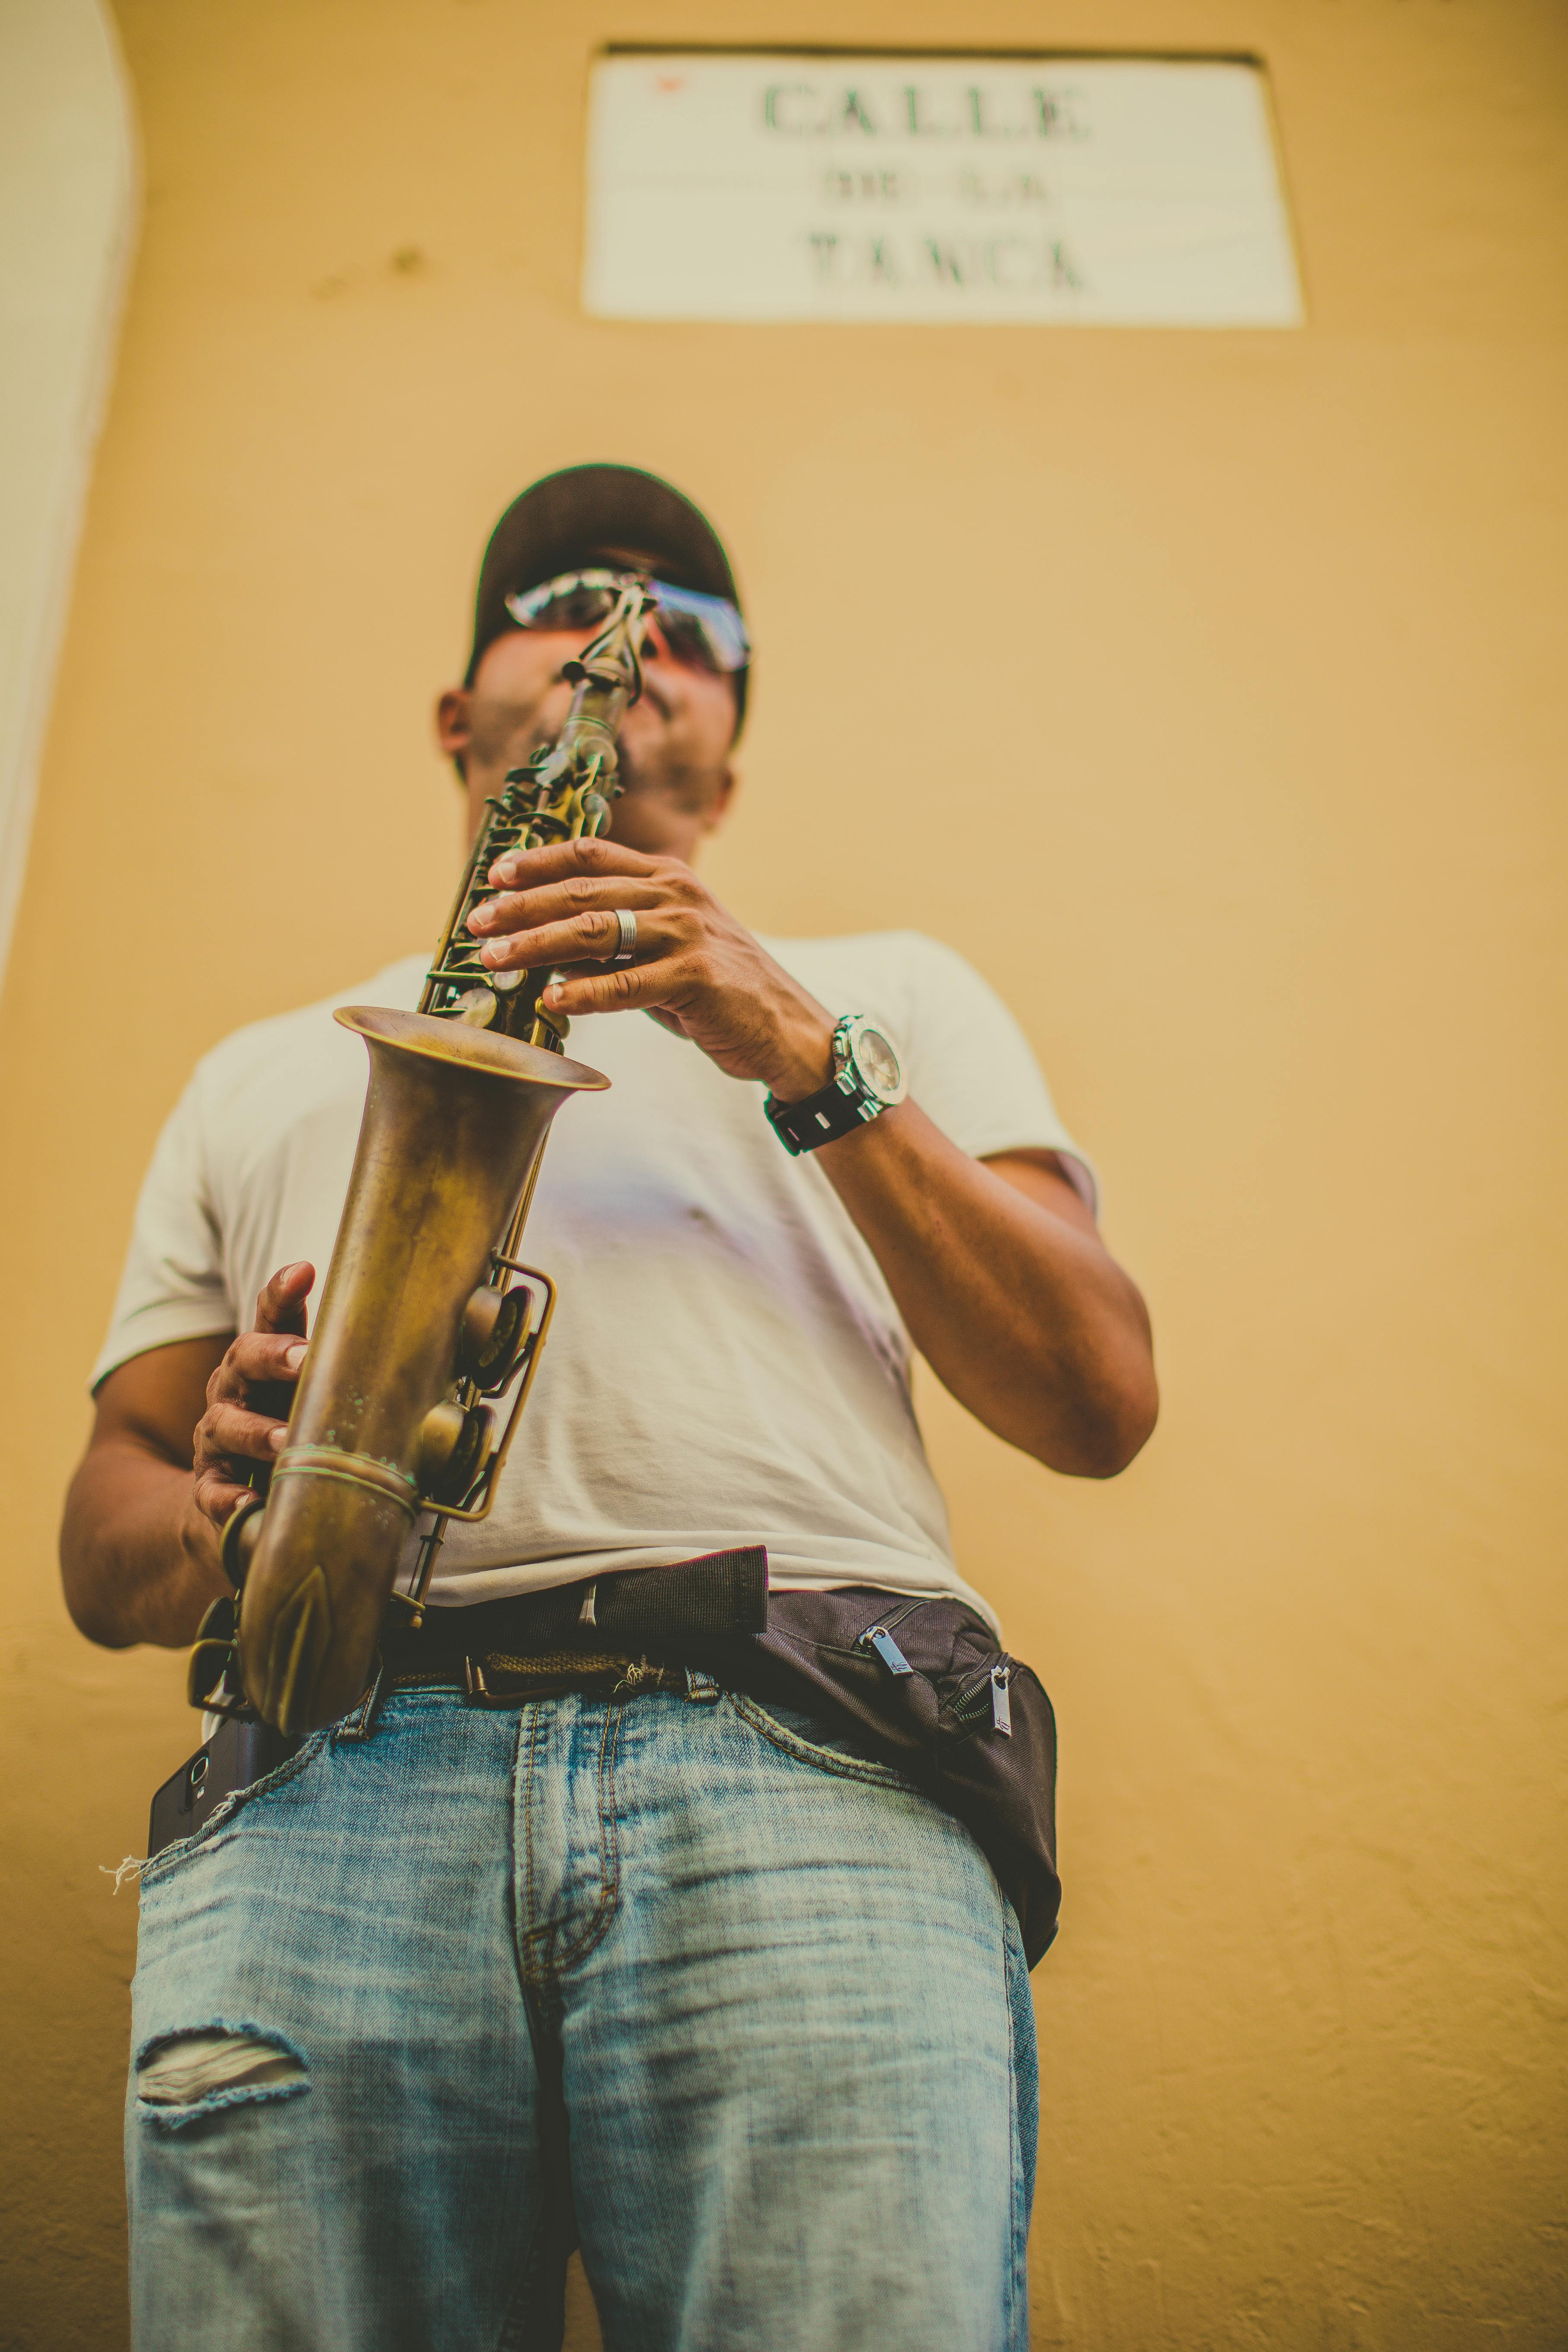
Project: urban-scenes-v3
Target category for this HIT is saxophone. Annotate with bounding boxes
[198,578,655,1734]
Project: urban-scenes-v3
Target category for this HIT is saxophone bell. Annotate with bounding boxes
[230,1011,605,1735]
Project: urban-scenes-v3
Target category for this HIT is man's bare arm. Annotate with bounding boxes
[819,1121,1155,1475]
[62,1338,232,1648]
[467,837,1158,1477]
[61,1264,314,1649]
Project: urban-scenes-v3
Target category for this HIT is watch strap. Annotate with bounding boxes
[765,1069,881,1157]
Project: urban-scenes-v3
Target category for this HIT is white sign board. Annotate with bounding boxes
[584,54,1302,328]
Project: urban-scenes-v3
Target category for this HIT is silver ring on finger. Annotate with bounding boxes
[606,907,637,968]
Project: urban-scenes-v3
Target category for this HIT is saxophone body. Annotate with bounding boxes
[216,581,653,1734]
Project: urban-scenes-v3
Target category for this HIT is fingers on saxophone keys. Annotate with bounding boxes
[216,1334,307,1396]
[476,910,646,973]
[254,1261,314,1333]
[544,955,682,1016]
[194,1478,247,1532]
[195,1468,269,1530]
[487,837,653,890]
[198,1477,252,1520]
[205,1401,290,1461]
[464,890,549,954]
[468,877,652,940]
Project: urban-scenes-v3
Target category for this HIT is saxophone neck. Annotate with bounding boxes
[420,574,654,1039]
[566,569,656,702]
[530,572,657,800]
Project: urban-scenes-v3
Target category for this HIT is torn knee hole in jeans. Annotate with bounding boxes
[136,2027,308,2126]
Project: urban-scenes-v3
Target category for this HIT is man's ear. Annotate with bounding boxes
[699,765,738,836]
[435,687,470,780]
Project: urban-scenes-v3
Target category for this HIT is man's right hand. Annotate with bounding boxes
[62,1261,317,1649]
[190,1263,315,1533]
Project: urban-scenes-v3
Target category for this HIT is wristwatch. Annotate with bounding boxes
[765,1013,907,1155]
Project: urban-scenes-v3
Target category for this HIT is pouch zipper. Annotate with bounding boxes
[948,1657,1014,1737]
[990,1664,1012,1736]
[859,1606,1014,1737]
[857,1597,930,1678]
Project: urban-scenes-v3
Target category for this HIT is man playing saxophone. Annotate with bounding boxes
[61,465,1157,2352]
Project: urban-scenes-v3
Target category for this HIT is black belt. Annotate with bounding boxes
[376,1546,768,1702]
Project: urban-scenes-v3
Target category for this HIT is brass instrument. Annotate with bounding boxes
[205,578,654,1734]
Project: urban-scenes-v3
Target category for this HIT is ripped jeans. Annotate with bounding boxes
[128,1679,1037,2352]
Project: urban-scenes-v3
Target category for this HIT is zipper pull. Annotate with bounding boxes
[865,1624,914,1677]
[990,1665,1013,1736]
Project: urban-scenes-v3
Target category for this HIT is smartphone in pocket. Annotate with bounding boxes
[147,1717,300,1859]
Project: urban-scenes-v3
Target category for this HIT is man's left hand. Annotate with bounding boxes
[468,837,835,1099]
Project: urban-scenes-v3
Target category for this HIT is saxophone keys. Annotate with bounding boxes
[417,1401,495,1506]
[457,1284,531,1387]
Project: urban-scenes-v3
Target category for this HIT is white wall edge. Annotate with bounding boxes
[0,0,140,995]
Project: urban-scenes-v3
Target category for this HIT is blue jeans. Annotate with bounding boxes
[128,1677,1037,2350]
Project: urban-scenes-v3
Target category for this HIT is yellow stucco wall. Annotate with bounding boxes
[1,2,1564,2344]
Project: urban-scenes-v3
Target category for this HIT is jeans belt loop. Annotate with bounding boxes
[333,1654,387,1742]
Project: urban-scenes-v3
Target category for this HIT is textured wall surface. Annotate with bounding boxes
[0,1,1564,2345]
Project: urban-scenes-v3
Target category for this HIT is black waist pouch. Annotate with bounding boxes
[738,1585,1061,1968]
[371,1552,1059,1968]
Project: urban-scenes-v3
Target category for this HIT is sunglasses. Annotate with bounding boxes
[503,569,751,677]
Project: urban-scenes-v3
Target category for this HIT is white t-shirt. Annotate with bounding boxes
[92,932,1094,1633]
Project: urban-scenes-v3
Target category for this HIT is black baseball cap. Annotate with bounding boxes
[467,462,747,728]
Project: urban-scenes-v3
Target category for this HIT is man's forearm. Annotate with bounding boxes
[61,1441,227,1650]
[818,1101,1157,1475]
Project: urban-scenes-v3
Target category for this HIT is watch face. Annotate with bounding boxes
[852,1024,902,1100]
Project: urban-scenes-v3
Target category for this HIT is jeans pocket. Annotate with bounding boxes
[138,1726,331,1888]
[728,1690,918,1786]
